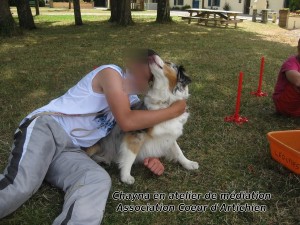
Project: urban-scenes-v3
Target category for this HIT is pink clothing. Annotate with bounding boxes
[272,55,300,117]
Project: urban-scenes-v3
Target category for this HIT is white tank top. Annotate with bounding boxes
[20,64,139,148]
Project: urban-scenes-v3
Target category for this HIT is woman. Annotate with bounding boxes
[273,39,300,117]
[0,49,186,224]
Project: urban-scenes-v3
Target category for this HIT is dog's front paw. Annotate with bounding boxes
[182,160,199,170]
[121,175,135,185]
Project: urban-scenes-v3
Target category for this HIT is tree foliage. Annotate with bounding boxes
[289,0,300,11]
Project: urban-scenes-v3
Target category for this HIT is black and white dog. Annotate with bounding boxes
[86,54,199,184]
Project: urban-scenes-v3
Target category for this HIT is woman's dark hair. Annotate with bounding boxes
[127,48,159,64]
[125,48,158,83]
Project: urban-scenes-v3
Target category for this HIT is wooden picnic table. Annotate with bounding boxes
[182,8,243,28]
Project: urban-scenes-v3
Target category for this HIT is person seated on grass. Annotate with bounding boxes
[0,49,186,224]
[273,38,300,117]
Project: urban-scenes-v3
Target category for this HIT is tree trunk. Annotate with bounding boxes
[109,0,133,26]
[156,0,171,23]
[109,0,118,22]
[73,0,83,25]
[69,0,72,10]
[140,0,144,10]
[0,0,19,36]
[118,0,133,26]
[16,0,36,29]
[35,0,40,16]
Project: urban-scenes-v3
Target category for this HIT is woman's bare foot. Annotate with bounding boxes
[144,157,164,175]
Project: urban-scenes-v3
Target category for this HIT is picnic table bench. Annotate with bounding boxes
[182,8,243,28]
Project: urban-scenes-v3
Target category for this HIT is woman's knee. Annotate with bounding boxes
[85,167,112,189]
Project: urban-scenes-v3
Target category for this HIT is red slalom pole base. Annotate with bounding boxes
[224,114,249,125]
[251,91,268,97]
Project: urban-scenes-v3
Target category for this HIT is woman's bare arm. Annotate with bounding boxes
[96,68,186,132]
[286,70,300,88]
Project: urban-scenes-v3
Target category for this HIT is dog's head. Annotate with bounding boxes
[148,54,192,99]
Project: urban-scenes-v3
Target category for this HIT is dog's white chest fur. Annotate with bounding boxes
[151,112,189,138]
[135,110,189,162]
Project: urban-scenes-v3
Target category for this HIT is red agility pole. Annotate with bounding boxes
[225,72,249,125]
[251,56,268,97]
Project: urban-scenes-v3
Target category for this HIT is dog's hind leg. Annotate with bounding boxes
[118,133,145,185]
[169,141,199,170]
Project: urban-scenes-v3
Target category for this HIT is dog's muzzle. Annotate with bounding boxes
[148,55,163,69]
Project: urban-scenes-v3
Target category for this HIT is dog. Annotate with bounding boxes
[86,54,199,184]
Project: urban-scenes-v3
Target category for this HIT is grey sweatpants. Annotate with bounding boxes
[0,115,112,224]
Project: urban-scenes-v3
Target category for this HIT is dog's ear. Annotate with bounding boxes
[178,65,192,86]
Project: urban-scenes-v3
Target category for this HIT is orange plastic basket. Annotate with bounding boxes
[267,130,300,175]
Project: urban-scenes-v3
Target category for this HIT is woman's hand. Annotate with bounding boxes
[169,100,187,117]
[144,158,164,175]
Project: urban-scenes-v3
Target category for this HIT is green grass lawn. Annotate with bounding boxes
[0,15,300,225]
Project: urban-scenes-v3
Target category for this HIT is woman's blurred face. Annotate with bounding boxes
[126,62,152,94]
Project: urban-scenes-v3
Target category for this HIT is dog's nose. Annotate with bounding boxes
[147,49,159,57]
